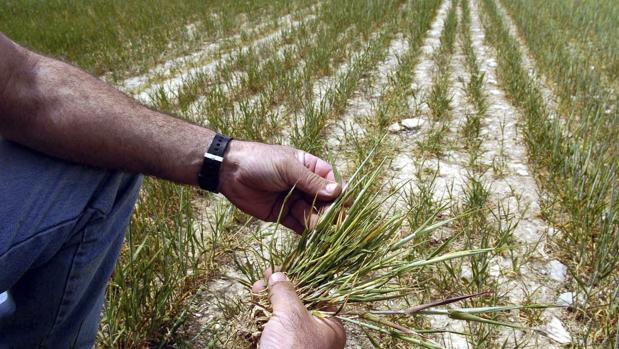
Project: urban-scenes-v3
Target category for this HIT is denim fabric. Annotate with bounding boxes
[0,139,142,348]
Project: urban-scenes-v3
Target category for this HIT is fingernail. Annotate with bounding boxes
[269,272,288,285]
[325,182,339,194]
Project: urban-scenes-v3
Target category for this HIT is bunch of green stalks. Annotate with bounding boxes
[480,0,618,345]
[236,150,553,347]
[128,2,407,344]
[99,180,204,347]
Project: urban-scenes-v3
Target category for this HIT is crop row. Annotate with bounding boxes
[480,0,618,345]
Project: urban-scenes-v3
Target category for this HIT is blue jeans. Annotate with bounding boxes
[0,139,142,348]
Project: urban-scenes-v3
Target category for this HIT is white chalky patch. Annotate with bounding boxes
[511,163,529,176]
[547,260,567,282]
[545,317,572,344]
[185,23,199,39]
[514,220,541,244]
[557,292,574,307]
[388,122,402,133]
[401,117,426,130]
[429,317,469,349]
[460,264,473,280]
[390,153,415,174]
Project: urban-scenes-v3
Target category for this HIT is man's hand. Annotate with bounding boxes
[252,271,346,349]
[219,140,342,234]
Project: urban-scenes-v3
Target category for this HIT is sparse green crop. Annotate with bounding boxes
[7,0,617,346]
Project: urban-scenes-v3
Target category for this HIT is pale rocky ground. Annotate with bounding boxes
[116,0,578,347]
[119,4,321,105]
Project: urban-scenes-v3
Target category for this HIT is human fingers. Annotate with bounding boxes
[285,151,341,201]
[300,152,338,182]
[291,199,319,231]
[314,317,347,349]
[262,266,281,281]
[281,214,304,234]
[267,272,308,316]
[252,279,267,294]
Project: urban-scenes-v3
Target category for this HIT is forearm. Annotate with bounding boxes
[0,33,213,186]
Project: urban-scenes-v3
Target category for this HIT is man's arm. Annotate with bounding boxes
[0,33,342,233]
[0,33,213,185]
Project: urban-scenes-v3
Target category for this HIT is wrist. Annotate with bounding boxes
[218,139,244,194]
[197,133,233,193]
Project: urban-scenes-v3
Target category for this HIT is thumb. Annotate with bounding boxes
[287,161,341,201]
[268,272,308,316]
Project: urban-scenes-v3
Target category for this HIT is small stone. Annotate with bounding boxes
[388,122,402,133]
[557,291,584,307]
[515,222,538,243]
[401,118,426,130]
[557,292,574,307]
[460,265,473,281]
[545,317,571,344]
[548,260,567,282]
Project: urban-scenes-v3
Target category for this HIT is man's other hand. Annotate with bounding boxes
[252,271,346,349]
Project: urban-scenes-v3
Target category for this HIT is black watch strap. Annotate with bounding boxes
[198,134,232,193]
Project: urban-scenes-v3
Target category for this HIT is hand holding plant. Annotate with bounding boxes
[219,140,342,234]
[252,270,346,349]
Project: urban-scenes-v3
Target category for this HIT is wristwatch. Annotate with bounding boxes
[197,133,232,193]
